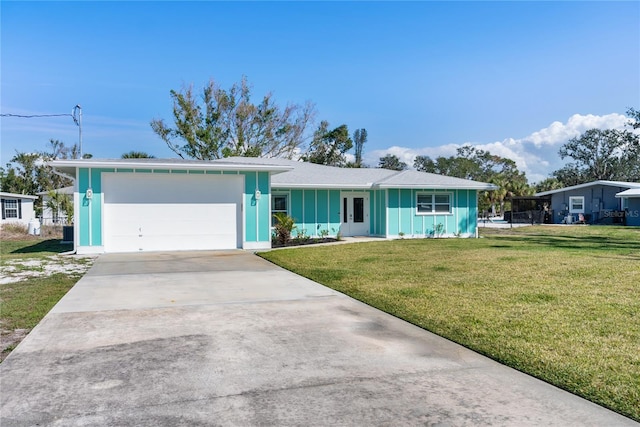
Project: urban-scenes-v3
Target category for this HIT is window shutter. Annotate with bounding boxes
[18,199,22,219]
[1,199,5,220]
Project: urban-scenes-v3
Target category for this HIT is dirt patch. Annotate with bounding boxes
[0,254,95,362]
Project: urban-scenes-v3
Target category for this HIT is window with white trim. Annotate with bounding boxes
[621,197,629,211]
[569,196,584,213]
[3,199,19,219]
[271,194,289,225]
[417,193,452,215]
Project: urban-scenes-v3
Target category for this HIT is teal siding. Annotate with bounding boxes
[329,190,341,230]
[244,172,258,242]
[384,188,478,237]
[290,190,304,225]
[274,188,342,238]
[78,168,91,246]
[316,190,329,235]
[256,171,270,242]
[387,189,399,235]
[303,190,316,236]
[399,189,412,235]
[76,167,272,250]
[90,168,103,246]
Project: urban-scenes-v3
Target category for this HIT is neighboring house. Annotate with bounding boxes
[616,188,640,226]
[535,180,640,224]
[38,186,74,225]
[49,158,496,254]
[0,192,38,226]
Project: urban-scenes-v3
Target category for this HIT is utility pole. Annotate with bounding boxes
[72,105,82,157]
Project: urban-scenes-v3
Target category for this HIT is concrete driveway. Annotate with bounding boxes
[1,251,636,426]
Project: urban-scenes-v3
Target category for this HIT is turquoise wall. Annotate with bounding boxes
[76,167,271,249]
[384,189,478,237]
[270,187,478,238]
[273,188,343,237]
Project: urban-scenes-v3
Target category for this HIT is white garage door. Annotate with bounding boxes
[103,173,243,252]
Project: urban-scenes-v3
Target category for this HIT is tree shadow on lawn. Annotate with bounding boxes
[9,239,73,255]
[491,233,640,255]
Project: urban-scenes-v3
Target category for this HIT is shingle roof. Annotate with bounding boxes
[49,157,496,190]
[536,180,640,196]
[218,157,497,190]
[616,188,640,198]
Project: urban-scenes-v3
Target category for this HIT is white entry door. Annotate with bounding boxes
[341,193,369,236]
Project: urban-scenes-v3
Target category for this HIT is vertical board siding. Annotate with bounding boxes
[243,172,258,242]
[303,190,316,236]
[78,168,91,246]
[77,168,273,250]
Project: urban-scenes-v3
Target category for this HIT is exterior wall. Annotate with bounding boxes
[385,189,478,238]
[272,188,343,238]
[274,187,479,239]
[0,197,36,226]
[372,189,386,236]
[549,185,629,224]
[625,198,640,226]
[75,167,271,253]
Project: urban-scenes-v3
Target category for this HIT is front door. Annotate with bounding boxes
[341,193,369,236]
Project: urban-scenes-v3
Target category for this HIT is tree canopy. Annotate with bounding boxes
[551,112,640,186]
[150,76,316,160]
[352,128,367,168]
[301,121,353,167]
[378,154,407,171]
[0,139,85,215]
[121,151,155,159]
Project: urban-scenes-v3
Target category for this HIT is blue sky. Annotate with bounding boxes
[2,1,638,183]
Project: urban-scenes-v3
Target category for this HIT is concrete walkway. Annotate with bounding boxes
[1,251,636,426]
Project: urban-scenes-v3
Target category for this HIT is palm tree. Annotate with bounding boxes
[121,151,155,159]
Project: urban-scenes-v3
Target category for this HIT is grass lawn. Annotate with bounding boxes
[1,238,89,361]
[259,226,640,421]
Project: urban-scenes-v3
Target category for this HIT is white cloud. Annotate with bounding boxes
[366,113,630,184]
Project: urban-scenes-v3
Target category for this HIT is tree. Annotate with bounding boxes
[302,121,353,167]
[46,189,73,224]
[122,151,155,158]
[352,128,367,167]
[150,76,316,160]
[0,139,84,215]
[378,154,407,171]
[552,127,640,186]
[414,146,531,215]
[627,107,640,129]
[534,177,564,193]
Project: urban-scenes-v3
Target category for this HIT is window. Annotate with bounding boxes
[621,197,629,211]
[271,194,288,225]
[417,193,451,215]
[2,199,19,219]
[569,196,584,213]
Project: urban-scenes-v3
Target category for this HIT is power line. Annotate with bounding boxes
[1,113,73,118]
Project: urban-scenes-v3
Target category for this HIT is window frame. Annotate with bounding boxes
[416,192,452,215]
[271,193,289,226]
[3,199,19,219]
[569,196,585,214]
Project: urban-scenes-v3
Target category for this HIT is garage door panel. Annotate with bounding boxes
[103,173,243,252]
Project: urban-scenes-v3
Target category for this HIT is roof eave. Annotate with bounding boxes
[375,184,498,190]
[48,160,293,173]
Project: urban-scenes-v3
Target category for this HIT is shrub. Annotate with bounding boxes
[273,213,296,245]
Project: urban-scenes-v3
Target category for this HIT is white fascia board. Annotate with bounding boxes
[0,192,39,200]
[375,183,498,190]
[536,180,640,196]
[273,183,374,189]
[48,160,292,173]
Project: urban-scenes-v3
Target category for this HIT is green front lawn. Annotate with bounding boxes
[1,238,90,361]
[259,226,640,421]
